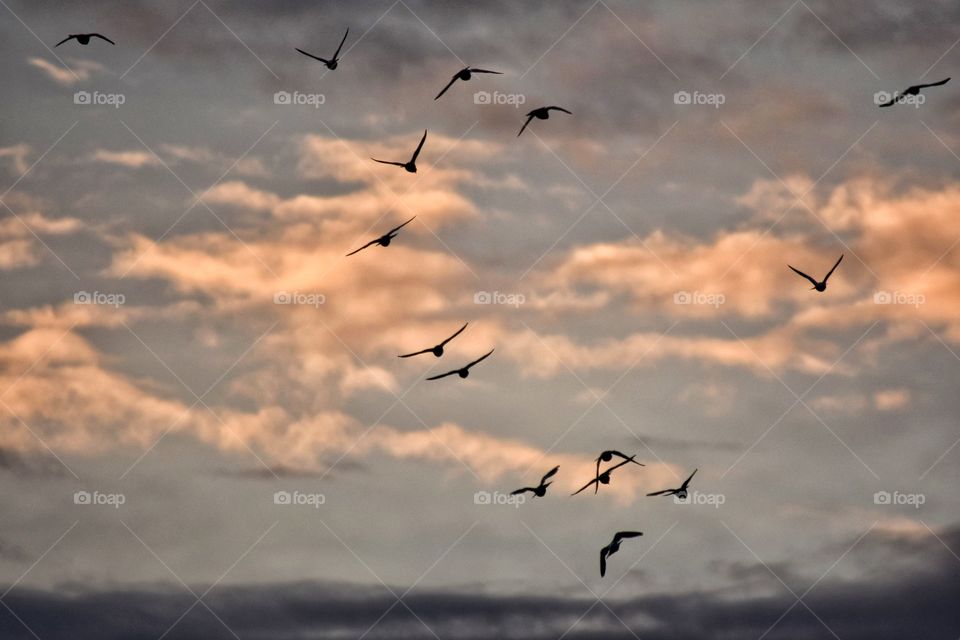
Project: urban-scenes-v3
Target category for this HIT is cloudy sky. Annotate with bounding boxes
[1,0,959,638]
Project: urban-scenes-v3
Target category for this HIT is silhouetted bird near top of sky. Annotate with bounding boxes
[371,130,427,173]
[879,77,950,107]
[425,348,494,380]
[398,323,468,358]
[55,33,114,47]
[434,66,503,100]
[572,455,641,496]
[788,254,842,292]
[594,450,644,494]
[295,28,349,70]
[647,469,697,500]
[510,465,559,498]
[600,531,642,577]
[518,106,572,136]
[345,216,416,256]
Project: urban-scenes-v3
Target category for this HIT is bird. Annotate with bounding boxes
[593,450,645,494]
[572,456,641,496]
[518,106,572,136]
[345,216,416,256]
[646,469,698,500]
[398,323,468,358]
[55,33,115,47]
[879,77,950,107]
[434,66,503,100]
[788,254,843,292]
[510,466,559,498]
[371,130,427,173]
[295,28,349,70]
[425,349,494,380]
[600,531,643,577]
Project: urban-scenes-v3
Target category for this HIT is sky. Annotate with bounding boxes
[0,0,959,638]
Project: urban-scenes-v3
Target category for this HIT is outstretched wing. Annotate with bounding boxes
[822,254,843,283]
[572,477,597,496]
[398,347,432,358]
[878,95,898,108]
[546,106,572,114]
[788,265,819,287]
[388,216,417,235]
[296,48,329,63]
[371,158,405,167]
[680,468,698,490]
[426,369,458,381]
[439,322,468,347]
[333,28,349,59]
[91,33,115,45]
[540,465,559,484]
[517,115,534,137]
[410,130,428,162]
[646,488,674,497]
[510,487,533,496]
[54,35,75,47]
[469,68,502,74]
[918,77,950,89]
[434,75,459,100]
[613,531,643,545]
[345,239,379,256]
[465,348,494,369]
[600,547,608,577]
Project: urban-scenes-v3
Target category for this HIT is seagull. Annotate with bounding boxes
[55,33,115,47]
[600,531,643,577]
[879,77,950,107]
[345,216,416,256]
[510,466,559,498]
[434,66,503,100]
[788,254,843,292]
[572,456,641,496]
[398,323,468,358]
[426,349,494,380]
[646,469,698,500]
[518,106,572,136]
[295,28,349,70]
[371,130,427,173]
[593,451,645,494]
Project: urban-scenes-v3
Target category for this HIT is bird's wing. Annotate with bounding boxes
[600,548,608,577]
[465,348,494,369]
[410,130,427,161]
[918,77,950,89]
[440,322,468,346]
[614,531,643,544]
[333,28,349,58]
[54,35,74,47]
[469,68,502,74]
[371,158,405,167]
[426,369,458,381]
[609,450,633,461]
[547,106,572,114]
[681,468,698,489]
[788,265,819,286]
[517,115,534,137]
[398,347,432,358]
[434,75,459,100]
[541,465,560,483]
[389,216,417,235]
[345,239,380,256]
[296,48,329,63]
[878,96,897,108]
[571,478,597,496]
[646,488,674,496]
[823,254,843,282]
[510,487,533,496]
[92,34,115,44]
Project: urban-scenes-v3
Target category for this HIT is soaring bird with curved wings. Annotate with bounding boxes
[572,456,641,496]
[510,466,559,498]
[372,130,427,173]
[426,349,494,380]
[518,106,571,136]
[788,254,843,292]
[398,323,468,358]
[296,28,349,70]
[600,531,643,577]
[879,77,950,107]
[345,216,416,256]
[647,469,698,500]
[55,33,115,47]
[434,66,503,100]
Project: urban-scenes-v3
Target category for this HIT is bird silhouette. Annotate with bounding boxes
[879,77,950,107]
[593,451,645,494]
[295,28,349,70]
[434,66,503,100]
[426,349,494,380]
[646,469,697,500]
[510,465,559,498]
[600,531,643,577]
[398,323,468,358]
[371,130,427,173]
[345,216,416,256]
[572,456,641,496]
[55,33,115,47]
[788,254,842,292]
[518,106,572,136]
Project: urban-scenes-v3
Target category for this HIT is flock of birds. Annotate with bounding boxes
[53,26,953,580]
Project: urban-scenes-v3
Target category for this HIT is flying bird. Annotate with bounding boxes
[572,456,641,496]
[879,77,950,107]
[425,349,494,380]
[518,106,572,136]
[788,254,843,292]
[345,216,416,256]
[593,450,645,494]
[510,466,559,498]
[295,28,349,70]
[55,33,115,47]
[646,469,698,500]
[600,531,643,577]
[434,66,503,100]
[398,323,468,358]
[371,130,427,173]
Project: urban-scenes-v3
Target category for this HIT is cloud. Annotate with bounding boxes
[90,150,161,169]
[26,57,104,86]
